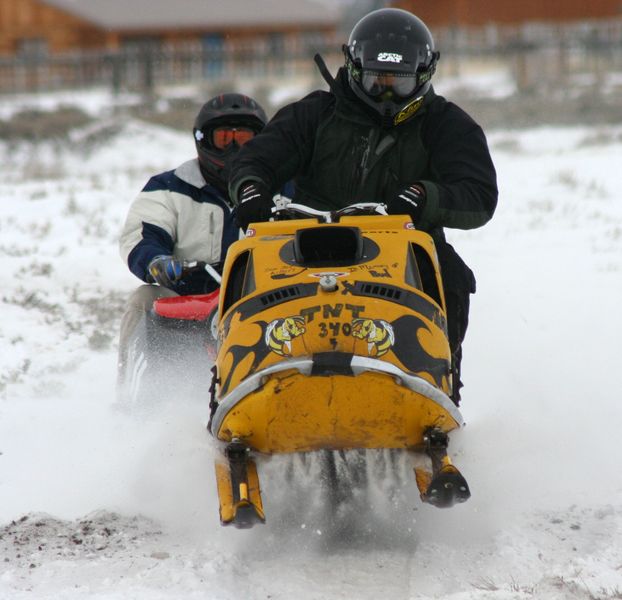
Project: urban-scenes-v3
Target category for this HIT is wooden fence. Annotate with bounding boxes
[0,46,327,95]
[1,21,621,96]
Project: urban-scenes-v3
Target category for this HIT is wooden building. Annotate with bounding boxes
[392,0,622,27]
[390,1,622,94]
[0,0,339,57]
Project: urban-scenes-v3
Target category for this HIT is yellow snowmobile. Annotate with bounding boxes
[208,201,470,528]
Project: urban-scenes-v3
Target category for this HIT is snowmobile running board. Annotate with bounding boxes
[215,440,265,528]
[414,428,471,508]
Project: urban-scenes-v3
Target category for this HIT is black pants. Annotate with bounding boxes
[435,240,475,405]
[444,289,470,405]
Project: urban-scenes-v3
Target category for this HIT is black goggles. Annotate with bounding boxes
[360,70,419,99]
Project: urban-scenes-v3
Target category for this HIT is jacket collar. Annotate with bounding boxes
[316,57,436,127]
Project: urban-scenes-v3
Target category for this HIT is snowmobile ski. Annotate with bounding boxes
[414,428,470,508]
[214,440,265,528]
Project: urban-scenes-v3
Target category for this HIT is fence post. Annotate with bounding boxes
[106,52,123,96]
[140,49,154,97]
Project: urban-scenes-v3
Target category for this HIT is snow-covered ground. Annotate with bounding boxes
[1,102,622,599]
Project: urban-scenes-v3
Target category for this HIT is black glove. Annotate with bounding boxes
[147,255,185,288]
[234,181,274,230]
[386,183,427,224]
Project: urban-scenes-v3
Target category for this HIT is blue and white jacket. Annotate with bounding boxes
[119,158,240,294]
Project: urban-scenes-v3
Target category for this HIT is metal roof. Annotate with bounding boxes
[42,0,339,30]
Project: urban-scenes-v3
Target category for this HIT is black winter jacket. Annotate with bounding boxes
[229,67,498,293]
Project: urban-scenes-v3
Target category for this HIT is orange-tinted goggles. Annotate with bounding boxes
[212,126,256,149]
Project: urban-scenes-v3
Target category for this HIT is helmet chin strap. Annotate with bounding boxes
[381,104,394,129]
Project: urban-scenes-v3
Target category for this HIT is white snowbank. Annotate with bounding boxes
[1,118,621,599]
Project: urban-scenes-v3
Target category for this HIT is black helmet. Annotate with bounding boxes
[344,8,440,127]
[193,93,267,187]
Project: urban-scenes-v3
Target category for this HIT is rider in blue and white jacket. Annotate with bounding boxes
[119,93,268,295]
[117,93,269,392]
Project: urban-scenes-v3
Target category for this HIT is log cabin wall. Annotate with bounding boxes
[392,0,622,27]
[0,0,338,57]
[0,0,107,55]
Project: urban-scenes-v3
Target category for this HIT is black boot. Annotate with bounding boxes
[450,343,463,406]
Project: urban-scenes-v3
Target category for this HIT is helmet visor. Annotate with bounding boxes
[211,126,256,149]
[360,70,418,99]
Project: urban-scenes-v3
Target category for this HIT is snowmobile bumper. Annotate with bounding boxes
[210,355,463,454]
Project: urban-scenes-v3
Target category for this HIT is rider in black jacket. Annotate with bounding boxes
[229,8,498,404]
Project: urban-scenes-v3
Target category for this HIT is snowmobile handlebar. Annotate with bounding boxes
[172,260,222,286]
[203,262,222,285]
[271,195,388,224]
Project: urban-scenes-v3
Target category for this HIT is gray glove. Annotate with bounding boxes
[147,255,184,288]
